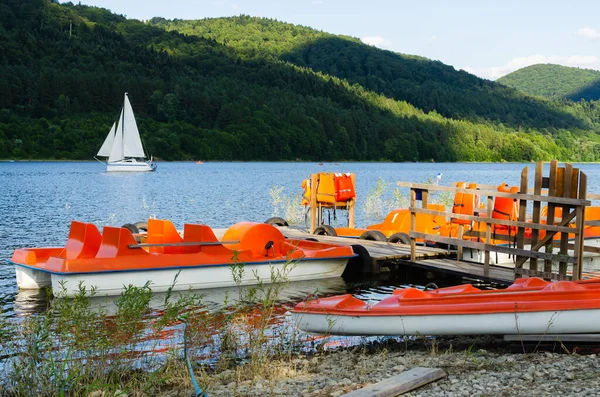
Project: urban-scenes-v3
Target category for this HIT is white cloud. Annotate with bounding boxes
[462,55,600,80]
[361,36,393,49]
[576,27,600,40]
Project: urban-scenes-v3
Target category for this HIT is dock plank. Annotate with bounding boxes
[279,227,450,262]
[404,258,515,284]
[340,367,447,397]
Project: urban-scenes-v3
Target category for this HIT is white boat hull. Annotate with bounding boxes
[15,265,52,289]
[107,159,156,172]
[292,309,600,336]
[46,257,349,297]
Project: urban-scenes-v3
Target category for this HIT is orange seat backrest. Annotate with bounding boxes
[96,226,148,258]
[146,219,184,254]
[65,221,102,259]
[183,223,231,255]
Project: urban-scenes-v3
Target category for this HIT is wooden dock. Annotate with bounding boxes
[281,227,449,263]
[280,227,600,285]
[278,227,514,282]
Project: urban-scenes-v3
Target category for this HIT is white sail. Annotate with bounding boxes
[98,92,156,172]
[97,122,116,157]
[108,109,125,162]
[122,93,146,158]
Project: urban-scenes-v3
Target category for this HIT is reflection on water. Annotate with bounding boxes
[13,277,350,317]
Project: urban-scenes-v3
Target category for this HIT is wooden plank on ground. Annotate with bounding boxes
[504,334,600,343]
[340,367,447,397]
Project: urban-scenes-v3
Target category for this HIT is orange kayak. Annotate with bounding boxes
[292,277,600,335]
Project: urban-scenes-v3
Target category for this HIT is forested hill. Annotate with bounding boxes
[1,1,600,162]
[498,64,600,101]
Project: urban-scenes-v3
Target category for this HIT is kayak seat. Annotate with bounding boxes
[542,281,585,292]
[64,221,102,259]
[507,277,550,290]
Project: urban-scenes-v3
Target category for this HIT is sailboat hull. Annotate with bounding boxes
[107,159,156,172]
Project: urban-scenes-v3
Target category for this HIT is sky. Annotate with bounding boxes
[76,0,600,80]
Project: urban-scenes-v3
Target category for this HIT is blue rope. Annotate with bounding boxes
[183,321,208,397]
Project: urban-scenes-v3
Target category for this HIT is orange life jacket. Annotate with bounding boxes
[316,173,337,204]
[334,173,356,202]
[301,179,311,206]
[451,182,478,225]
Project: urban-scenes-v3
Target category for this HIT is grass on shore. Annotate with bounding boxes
[0,259,318,396]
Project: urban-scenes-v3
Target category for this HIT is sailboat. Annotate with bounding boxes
[96,93,157,172]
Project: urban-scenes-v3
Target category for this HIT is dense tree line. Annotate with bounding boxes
[498,64,600,102]
[1,0,600,162]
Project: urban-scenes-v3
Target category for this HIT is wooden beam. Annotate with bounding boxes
[410,232,576,263]
[514,210,577,267]
[410,207,577,234]
[340,367,447,397]
[396,182,591,206]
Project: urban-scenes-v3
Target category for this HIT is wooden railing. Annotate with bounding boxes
[397,161,592,281]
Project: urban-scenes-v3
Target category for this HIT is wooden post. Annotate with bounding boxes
[410,188,417,262]
[573,171,587,280]
[543,160,558,277]
[309,173,318,234]
[484,195,493,277]
[558,164,573,279]
[348,173,356,228]
[529,161,543,271]
[515,166,529,279]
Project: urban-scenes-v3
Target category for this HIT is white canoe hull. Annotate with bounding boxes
[22,257,349,297]
[107,159,156,172]
[292,309,600,336]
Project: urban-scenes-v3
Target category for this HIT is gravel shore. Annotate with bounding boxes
[201,336,600,397]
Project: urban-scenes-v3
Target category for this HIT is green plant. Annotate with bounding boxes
[269,185,305,225]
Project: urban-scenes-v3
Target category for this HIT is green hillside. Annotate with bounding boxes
[498,64,600,101]
[1,0,600,162]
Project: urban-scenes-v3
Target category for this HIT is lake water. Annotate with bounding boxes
[2,160,600,316]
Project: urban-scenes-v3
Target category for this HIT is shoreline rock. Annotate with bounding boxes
[200,336,600,396]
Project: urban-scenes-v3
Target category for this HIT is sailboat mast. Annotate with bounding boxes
[121,93,126,160]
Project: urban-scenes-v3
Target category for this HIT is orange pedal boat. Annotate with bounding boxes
[10,219,355,297]
[292,277,600,336]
